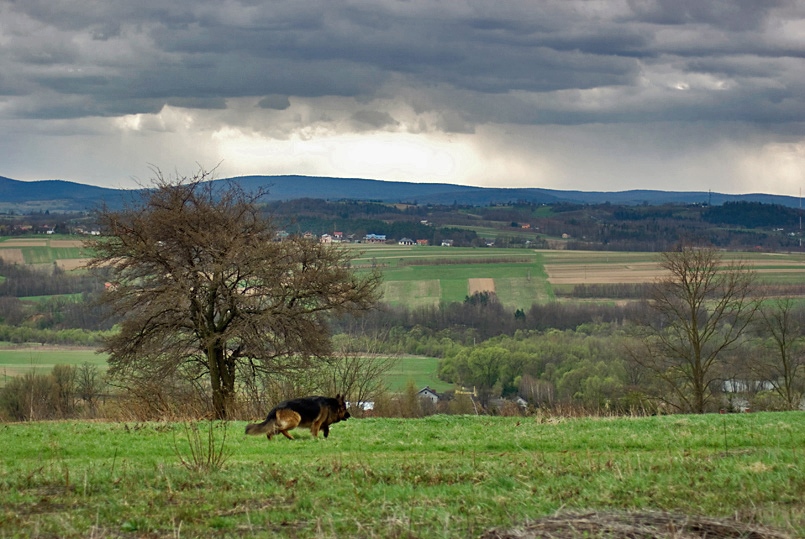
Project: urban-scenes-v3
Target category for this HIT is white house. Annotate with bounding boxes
[417,386,441,404]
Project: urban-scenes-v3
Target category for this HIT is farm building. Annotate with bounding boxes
[364,233,386,243]
[417,386,442,404]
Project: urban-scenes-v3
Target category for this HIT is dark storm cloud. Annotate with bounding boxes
[351,110,399,129]
[258,95,291,110]
[626,0,783,31]
[1,0,804,129]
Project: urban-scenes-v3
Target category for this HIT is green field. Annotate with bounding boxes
[386,355,452,392]
[0,413,802,538]
[0,347,107,379]
[5,238,805,308]
[352,246,805,308]
[0,236,91,268]
[0,347,450,393]
[352,245,552,309]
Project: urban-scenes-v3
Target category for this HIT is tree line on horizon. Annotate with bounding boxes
[3,194,804,252]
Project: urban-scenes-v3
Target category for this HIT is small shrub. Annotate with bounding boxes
[173,420,231,473]
[0,372,58,421]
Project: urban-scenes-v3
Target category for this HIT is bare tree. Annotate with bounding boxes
[631,244,760,413]
[752,297,805,410]
[76,362,105,417]
[51,364,76,418]
[87,169,381,419]
[322,331,400,415]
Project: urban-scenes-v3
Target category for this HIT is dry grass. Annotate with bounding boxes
[0,239,47,246]
[49,240,84,248]
[545,262,668,285]
[0,248,24,264]
[468,277,496,295]
[55,258,90,270]
[481,511,791,539]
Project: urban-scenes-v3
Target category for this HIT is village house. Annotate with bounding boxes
[364,233,386,244]
[417,386,442,405]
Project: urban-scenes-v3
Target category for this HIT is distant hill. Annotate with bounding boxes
[224,176,802,207]
[0,176,130,212]
[0,174,801,211]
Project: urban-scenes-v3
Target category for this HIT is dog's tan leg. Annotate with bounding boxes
[310,419,324,438]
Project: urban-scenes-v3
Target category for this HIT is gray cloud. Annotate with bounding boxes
[351,110,398,129]
[258,95,291,110]
[626,0,784,31]
[0,0,804,193]
[4,0,803,124]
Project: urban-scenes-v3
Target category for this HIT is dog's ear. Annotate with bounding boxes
[336,393,343,403]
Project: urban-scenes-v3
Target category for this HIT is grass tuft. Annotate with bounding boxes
[172,420,231,473]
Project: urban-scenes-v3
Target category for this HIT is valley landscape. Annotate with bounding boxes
[4,2,805,535]
[1,177,805,538]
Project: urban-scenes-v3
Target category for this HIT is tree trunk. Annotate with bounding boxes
[208,342,235,420]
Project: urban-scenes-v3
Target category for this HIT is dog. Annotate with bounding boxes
[245,394,350,440]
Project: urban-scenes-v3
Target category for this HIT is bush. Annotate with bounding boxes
[0,372,59,421]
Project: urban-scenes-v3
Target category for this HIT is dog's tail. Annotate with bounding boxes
[245,417,275,435]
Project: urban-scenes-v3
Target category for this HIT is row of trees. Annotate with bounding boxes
[430,316,804,414]
[0,363,104,421]
[0,259,114,332]
[0,260,105,298]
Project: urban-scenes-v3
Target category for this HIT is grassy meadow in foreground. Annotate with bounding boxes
[0,413,803,538]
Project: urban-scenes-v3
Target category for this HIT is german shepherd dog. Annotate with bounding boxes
[245,394,350,440]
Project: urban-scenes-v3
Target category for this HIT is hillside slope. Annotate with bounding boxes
[1,174,801,210]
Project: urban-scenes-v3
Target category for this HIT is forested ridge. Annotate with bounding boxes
[263,198,804,251]
[3,198,803,251]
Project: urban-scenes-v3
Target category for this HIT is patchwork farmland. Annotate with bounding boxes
[350,244,805,308]
[4,237,805,309]
[0,236,90,270]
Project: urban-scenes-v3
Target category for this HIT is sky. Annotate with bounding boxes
[1,1,805,195]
